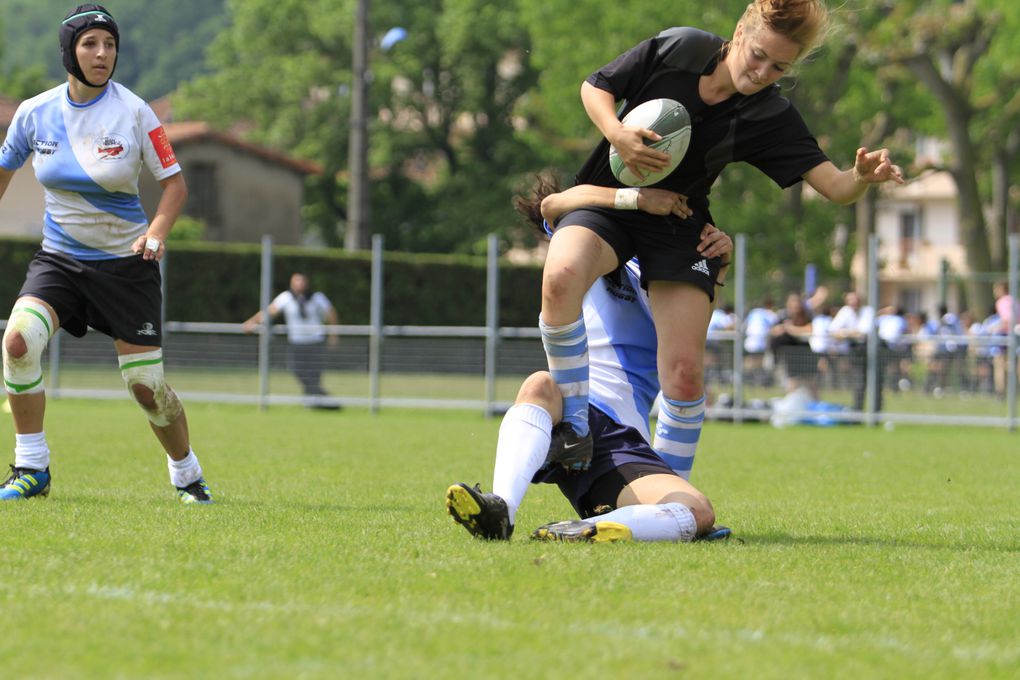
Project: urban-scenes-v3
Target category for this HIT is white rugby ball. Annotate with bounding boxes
[609,98,691,187]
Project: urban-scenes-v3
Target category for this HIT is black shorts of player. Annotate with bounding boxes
[532,404,678,519]
[17,249,163,346]
[555,207,723,302]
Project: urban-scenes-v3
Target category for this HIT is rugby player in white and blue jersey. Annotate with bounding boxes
[0,4,212,504]
[446,179,731,542]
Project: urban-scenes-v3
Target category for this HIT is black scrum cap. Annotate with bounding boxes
[60,4,119,87]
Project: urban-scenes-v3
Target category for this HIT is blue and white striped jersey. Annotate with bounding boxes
[584,260,660,443]
[0,82,181,260]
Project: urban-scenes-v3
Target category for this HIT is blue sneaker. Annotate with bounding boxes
[176,478,213,504]
[0,464,51,500]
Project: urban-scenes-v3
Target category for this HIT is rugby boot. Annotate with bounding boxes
[531,519,632,543]
[694,525,732,542]
[544,423,594,471]
[176,477,213,505]
[445,483,513,540]
[0,464,51,500]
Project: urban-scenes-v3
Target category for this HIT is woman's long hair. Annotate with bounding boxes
[511,172,562,238]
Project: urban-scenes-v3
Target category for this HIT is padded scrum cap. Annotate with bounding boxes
[60,4,119,87]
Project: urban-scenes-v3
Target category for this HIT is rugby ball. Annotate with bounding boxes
[609,98,691,187]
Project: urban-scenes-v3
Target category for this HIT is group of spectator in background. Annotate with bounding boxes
[707,281,1019,411]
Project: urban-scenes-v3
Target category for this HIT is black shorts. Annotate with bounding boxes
[17,250,163,346]
[556,207,723,301]
[533,405,678,519]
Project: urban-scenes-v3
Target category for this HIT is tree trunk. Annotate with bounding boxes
[905,54,993,314]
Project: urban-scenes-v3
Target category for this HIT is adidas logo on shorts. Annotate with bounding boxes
[691,259,711,277]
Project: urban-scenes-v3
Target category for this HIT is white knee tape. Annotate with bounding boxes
[118,349,182,427]
[3,301,54,395]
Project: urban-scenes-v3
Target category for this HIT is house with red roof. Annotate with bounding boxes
[0,93,320,246]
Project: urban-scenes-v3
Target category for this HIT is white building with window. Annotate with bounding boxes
[864,169,963,315]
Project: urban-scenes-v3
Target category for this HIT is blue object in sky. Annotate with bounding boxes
[380,27,408,51]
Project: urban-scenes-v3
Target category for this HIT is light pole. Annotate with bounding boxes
[346,0,370,251]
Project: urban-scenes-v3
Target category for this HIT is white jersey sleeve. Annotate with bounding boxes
[138,103,180,182]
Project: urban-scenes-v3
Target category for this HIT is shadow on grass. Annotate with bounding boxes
[737,531,1020,554]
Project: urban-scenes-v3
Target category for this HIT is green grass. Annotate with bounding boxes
[1,399,1018,679]
[49,363,1020,417]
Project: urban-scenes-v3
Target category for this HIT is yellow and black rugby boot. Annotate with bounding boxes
[531,519,632,543]
[445,483,513,540]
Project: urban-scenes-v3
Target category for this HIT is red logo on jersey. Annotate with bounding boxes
[94,134,127,161]
[98,144,124,158]
[148,126,177,169]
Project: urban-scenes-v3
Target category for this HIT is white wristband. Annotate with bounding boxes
[614,187,640,210]
[145,237,161,253]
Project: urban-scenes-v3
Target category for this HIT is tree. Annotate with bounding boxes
[869,0,1020,312]
[175,0,543,254]
[0,0,227,100]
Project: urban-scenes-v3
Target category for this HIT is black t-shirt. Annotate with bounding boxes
[575,27,830,222]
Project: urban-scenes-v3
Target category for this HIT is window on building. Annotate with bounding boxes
[185,161,221,237]
[899,209,922,269]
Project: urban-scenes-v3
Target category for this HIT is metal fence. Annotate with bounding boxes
[3,233,1018,430]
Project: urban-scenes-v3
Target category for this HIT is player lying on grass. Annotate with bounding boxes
[446,179,731,543]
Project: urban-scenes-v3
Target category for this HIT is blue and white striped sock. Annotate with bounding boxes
[540,315,589,437]
[652,394,705,480]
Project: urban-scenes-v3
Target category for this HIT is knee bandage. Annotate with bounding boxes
[118,349,182,427]
[3,301,54,395]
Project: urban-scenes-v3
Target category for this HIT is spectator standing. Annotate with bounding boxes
[743,296,778,386]
[876,306,909,391]
[828,292,879,412]
[992,281,1018,394]
[244,273,340,410]
[769,292,816,395]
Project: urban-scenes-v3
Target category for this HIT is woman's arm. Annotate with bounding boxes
[540,184,691,224]
[803,147,904,205]
[0,167,14,200]
[131,172,188,261]
[581,81,670,181]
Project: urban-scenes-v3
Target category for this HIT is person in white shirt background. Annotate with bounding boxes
[244,272,340,410]
[828,291,880,412]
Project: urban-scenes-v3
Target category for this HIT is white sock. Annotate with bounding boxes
[586,502,697,542]
[14,431,50,471]
[167,449,202,488]
[491,403,552,525]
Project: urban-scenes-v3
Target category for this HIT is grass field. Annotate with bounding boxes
[1,398,1018,679]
